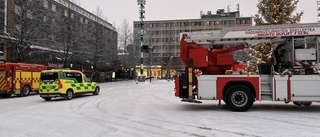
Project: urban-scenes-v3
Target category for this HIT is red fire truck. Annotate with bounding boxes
[0,63,48,98]
[174,23,320,111]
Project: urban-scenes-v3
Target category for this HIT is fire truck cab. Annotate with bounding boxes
[175,23,320,111]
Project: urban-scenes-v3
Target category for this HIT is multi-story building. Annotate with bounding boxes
[0,0,117,69]
[133,9,252,78]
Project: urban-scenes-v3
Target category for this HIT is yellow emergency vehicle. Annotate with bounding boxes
[0,63,47,98]
[39,69,100,101]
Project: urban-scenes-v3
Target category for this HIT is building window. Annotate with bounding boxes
[0,43,4,58]
[52,4,56,12]
[64,9,68,17]
[80,17,83,23]
[44,0,49,8]
[134,24,138,28]
[71,13,74,18]
[243,20,247,24]
[229,20,234,26]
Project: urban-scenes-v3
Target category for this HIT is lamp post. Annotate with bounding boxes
[149,46,154,82]
[137,0,146,82]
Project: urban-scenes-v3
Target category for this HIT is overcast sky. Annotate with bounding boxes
[79,0,317,28]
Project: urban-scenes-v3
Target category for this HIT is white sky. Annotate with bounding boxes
[79,0,317,28]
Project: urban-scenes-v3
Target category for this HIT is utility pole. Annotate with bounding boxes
[137,0,146,82]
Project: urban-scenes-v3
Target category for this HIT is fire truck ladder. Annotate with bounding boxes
[182,23,320,45]
[182,23,320,70]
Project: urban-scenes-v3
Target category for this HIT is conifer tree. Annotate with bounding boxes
[246,0,303,72]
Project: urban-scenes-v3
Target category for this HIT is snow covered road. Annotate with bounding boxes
[1,80,320,137]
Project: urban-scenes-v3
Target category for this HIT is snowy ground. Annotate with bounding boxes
[1,80,320,137]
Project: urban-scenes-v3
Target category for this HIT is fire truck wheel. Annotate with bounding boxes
[293,102,303,106]
[303,102,312,106]
[20,86,31,97]
[93,87,100,95]
[0,94,11,98]
[43,97,52,101]
[225,85,254,112]
[65,90,73,100]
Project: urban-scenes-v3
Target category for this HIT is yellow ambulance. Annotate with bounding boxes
[39,69,100,101]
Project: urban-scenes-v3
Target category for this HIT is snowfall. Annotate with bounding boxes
[1,79,320,137]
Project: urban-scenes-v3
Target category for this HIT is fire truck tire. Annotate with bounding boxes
[20,86,31,97]
[93,87,100,95]
[293,102,303,106]
[43,97,52,101]
[303,102,312,106]
[225,85,254,112]
[65,90,73,100]
[0,94,11,98]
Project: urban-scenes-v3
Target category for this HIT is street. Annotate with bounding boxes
[1,80,320,137]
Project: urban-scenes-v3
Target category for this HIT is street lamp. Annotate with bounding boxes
[148,46,154,82]
[137,0,146,82]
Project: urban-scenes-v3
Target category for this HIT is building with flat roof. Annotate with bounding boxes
[132,9,252,78]
[0,0,117,69]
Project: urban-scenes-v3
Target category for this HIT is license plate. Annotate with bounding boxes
[46,86,52,88]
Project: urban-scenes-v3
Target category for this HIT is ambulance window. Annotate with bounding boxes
[74,73,82,83]
[63,72,82,83]
[41,72,58,82]
[84,77,91,82]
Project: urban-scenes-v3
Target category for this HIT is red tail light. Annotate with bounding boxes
[58,80,63,89]
[174,76,180,97]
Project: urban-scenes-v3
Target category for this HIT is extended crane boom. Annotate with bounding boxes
[180,34,246,74]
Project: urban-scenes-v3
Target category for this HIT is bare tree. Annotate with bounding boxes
[129,30,142,67]
[118,19,134,68]
[118,19,132,50]
[53,7,86,68]
[103,29,118,70]
[6,0,49,62]
[85,7,112,71]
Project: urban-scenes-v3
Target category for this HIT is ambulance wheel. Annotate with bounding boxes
[225,85,254,112]
[303,102,312,106]
[20,86,31,97]
[43,97,52,101]
[293,102,303,106]
[65,90,73,100]
[93,87,100,95]
[0,94,11,98]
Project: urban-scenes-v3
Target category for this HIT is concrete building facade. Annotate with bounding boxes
[0,0,117,65]
[133,9,252,78]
